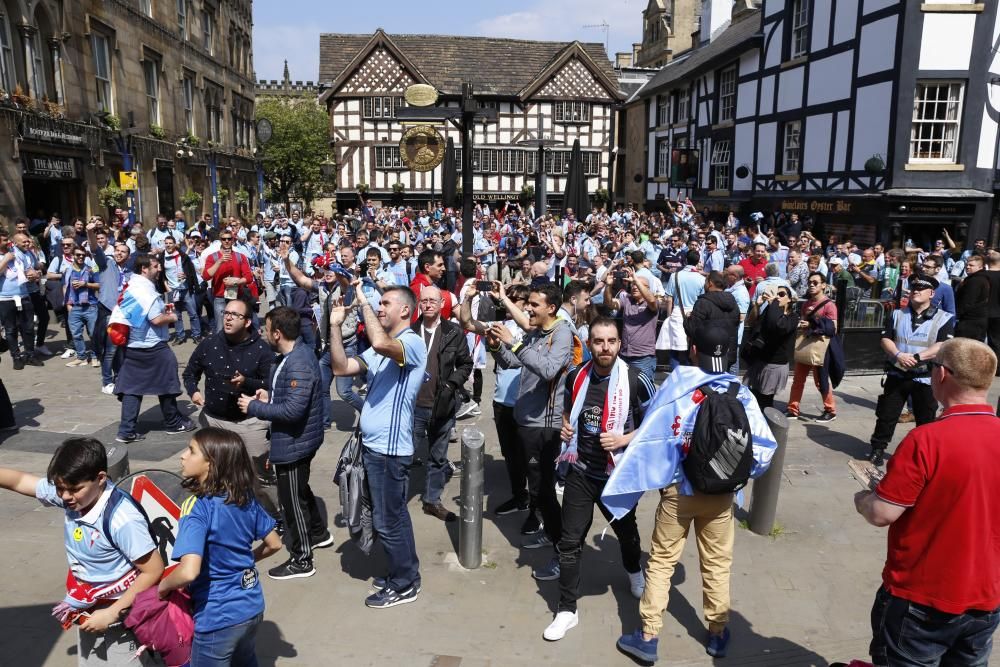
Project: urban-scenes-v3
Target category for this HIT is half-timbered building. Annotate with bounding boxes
[641,0,1000,247]
[318,30,624,211]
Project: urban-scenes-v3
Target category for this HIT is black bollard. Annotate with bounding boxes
[749,407,788,536]
[458,427,485,569]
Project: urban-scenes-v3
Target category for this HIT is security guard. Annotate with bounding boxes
[867,275,954,466]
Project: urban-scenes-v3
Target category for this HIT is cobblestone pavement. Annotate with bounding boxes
[1,339,998,666]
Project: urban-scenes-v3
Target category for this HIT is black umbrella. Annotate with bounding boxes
[442,137,457,208]
[562,139,589,220]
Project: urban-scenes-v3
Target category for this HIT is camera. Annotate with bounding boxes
[476,280,493,293]
[614,270,627,280]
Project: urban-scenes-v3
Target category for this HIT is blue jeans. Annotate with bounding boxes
[623,354,657,382]
[413,405,455,504]
[668,349,691,372]
[191,612,261,667]
[170,288,202,339]
[67,304,97,361]
[362,447,420,593]
[870,586,1000,666]
[118,393,183,438]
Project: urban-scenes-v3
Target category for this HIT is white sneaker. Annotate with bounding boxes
[455,400,477,419]
[101,384,115,395]
[60,349,76,359]
[543,611,579,641]
[628,569,646,599]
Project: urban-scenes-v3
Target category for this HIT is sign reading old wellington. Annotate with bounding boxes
[399,125,445,172]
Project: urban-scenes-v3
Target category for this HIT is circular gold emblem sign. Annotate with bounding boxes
[400,125,446,172]
[404,84,439,107]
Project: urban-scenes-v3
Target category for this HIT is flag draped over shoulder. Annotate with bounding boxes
[107,275,159,345]
[601,366,778,520]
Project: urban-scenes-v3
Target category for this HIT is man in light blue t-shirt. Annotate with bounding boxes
[330,284,426,610]
[114,255,194,443]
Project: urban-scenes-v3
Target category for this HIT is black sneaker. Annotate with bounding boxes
[365,583,419,608]
[868,448,886,467]
[311,533,334,549]
[816,411,837,423]
[166,420,196,435]
[370,577,422,595]
[172,335,187,347]
[268,558,316,580]
[12,357,24,370]
[25,356,44,367]
[115,433,146,444]
[495,498,530,516]
[520,513,543,535]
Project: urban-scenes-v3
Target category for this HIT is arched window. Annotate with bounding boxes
[30,4,56,100]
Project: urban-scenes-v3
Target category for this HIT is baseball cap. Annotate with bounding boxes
[690,324,731,374]
[829,257,843,266]
[911,276,939,292]
[326,262,355,279]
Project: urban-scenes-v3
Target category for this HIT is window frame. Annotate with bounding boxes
[711,139,732,191]
[362,96,403,119]
[201,7,214,55]
[0,11,14,93]
[717,66,737,123]
[28,28,45,99]
[140,0,153,17]
[177,0,187,39]
[375,145,404,170]
[656,95,669,126]
[182,72,195,134]
[554,101,590,124]
[656,138,670,177]
[675,87,689,123]
[782,120,801,174]
[909,81,964,164]
[143,56,160,126]
[790,0,810,59]
[91,31,114,114]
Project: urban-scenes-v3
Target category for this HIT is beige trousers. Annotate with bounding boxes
[639,484,735,637]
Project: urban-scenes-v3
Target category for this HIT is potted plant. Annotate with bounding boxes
[864,154,885,175]
[593,187,610,209]
[234,188,250,206]
[357,182,369,195]
[149,124,166,140]
[103,113,122,131]
[11,84,30,107]
[184,133,201,147]
[180,189,203,214]
[98,181,126,209]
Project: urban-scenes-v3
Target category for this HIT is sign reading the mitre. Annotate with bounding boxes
[400,125,446,172]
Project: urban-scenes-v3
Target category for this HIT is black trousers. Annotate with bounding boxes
[0,375,13,427]
[0,299,35,359]
[274,454,327,563]
[472,369,483,404]
[93,303,111,362]
[29,292,48,347]
[988,318,1000,375]
[519,425,562,544]
[870,374,937,451]
[955,319,987,342]
[750,390,774,410]
[557,467,641,613]
[494,403,527,504]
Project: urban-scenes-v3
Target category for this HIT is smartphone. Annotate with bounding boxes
[614,270,627,280]
[476,280,493,292]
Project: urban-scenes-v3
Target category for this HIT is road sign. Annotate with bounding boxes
[124,472,185,574]
[119,171,138,191]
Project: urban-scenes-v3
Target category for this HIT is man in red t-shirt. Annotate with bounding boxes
[202,232,258,332]
[409,248,450,321]
[855,337,1000,667]
[738,242,769,298]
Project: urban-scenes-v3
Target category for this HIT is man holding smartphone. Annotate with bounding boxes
[203,231,258,332]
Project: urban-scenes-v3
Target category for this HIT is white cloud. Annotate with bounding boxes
[474,0,642,56]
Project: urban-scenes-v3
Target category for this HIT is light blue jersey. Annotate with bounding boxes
[359,328,427,456]
[35,479,155,587]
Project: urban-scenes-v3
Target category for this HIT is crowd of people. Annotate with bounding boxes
[0,198,998,667]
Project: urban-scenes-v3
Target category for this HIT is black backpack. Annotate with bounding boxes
[683,382,754,494]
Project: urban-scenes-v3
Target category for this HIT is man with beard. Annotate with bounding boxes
[542,317,655,641]
[112,255,195,443]
[183,296,276,511]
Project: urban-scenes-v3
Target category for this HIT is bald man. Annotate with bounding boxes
[411,284,473,521]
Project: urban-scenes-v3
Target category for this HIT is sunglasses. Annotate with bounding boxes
[929,359,954,374]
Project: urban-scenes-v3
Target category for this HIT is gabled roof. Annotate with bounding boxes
[641,10,763,98]
[318,30,623,101]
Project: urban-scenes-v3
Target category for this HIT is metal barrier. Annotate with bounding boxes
[458,427,485,569]
[749,408,789,536]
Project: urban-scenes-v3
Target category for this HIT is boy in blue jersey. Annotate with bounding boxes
[330,284,427,609]
[0,438,165,665]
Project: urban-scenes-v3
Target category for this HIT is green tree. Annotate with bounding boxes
[256,98,331,209]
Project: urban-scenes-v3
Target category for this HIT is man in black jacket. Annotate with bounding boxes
[413,284,473,521]
[684,271,740,371]
[986,251,1000,375]
[956,254,991,342]
[183,296,278,515]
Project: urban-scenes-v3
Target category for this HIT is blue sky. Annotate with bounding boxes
[253,0,644,83]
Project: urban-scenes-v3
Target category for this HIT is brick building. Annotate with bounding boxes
[0,0,256,226]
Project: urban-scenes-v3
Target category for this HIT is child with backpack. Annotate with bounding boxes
[0,437,166,665]
[157,427,282,666]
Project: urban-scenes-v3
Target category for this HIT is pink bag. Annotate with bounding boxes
[124,588,194,667]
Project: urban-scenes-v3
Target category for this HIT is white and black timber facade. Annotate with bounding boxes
[640,0,1000,248]
[318,30,624,211]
